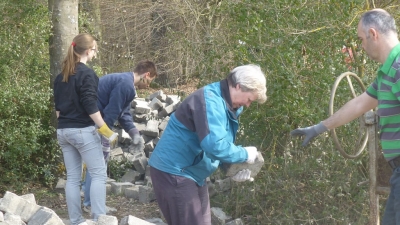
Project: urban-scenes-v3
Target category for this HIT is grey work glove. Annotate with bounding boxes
[101,136,111,163]
[290,122,328,146]
[102,146,111,163]
[128,128,141,145]
[232,169,254,182]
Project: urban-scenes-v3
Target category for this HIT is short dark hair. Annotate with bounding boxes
[133,60,157,78]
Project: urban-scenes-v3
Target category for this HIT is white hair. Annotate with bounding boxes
[228,64,267,103]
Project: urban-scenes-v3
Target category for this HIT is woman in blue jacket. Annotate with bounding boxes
[149,64,267,225]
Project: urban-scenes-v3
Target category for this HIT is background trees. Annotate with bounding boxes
[0,0,399,223]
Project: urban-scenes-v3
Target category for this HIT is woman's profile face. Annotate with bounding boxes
[87,40,97,61]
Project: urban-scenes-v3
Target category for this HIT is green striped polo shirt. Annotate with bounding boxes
[366,43,400,160]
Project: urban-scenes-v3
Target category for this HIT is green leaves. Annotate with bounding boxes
[0,0,56,187]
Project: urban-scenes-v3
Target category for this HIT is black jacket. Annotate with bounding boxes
[54,63,99,128]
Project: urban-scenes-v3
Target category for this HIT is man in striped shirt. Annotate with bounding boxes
[291,9,400,224]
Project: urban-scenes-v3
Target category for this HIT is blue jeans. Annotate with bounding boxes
[57,126,107,225]
[83,161,107,207]
[382,167,400,225]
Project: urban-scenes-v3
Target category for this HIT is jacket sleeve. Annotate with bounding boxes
[118,105,135,132]
[80,71,99,115]
[102,82,134,129]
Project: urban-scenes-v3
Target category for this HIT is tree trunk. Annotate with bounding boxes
[48,0,79,132]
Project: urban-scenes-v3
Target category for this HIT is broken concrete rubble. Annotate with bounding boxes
[0,191,163,225]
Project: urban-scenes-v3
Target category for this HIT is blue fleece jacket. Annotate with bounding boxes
[148,79,249,186]
[97,72,136,132]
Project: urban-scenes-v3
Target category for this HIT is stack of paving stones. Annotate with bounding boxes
[0,191,163,225]
[8,90,263,225]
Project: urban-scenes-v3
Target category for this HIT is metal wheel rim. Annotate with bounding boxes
[329,72,368,159]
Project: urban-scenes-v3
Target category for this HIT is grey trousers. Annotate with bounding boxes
[150,167,211,225]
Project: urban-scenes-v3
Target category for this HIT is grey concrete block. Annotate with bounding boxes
[138,186,156,203]
[118,129,131,144]
[148,98,163,111]
[141,120,159,137]
[4,212,23,225]
[142,134,154,144]
[131,98,147,108]
[135,105,152,114]
[226,218,244,225]
[144,141,154,157]
[211,207,232,225]
[121,169,142,183]
[150,110,158,118]
[133,114,149,123]
[133,153,148,174]
[55,178,66,193]
[156,93,167,102]
[158,117,170,131]
[97,214,118,225]
[153,137,160,146]
[134,122,147,131]
[221,151,264,178]
[107,178,116,183]
[124,186,140,200]
[110,147,124,157]
[110,182,135,196]
[0,191,41,222]
[165,95,180,105]
[158,104,175,118]
[146,90,164,102]
[20,194,35,204]
[120,215,156,225]
[28,206,64,225]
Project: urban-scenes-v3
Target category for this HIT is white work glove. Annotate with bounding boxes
[231,169,254,182]
[244,146,258,164]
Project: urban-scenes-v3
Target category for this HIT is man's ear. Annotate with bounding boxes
[369,28,378,40]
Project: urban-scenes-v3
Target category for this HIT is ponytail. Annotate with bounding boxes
[60,34,96,82]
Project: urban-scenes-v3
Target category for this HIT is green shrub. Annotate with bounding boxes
[0,0,60,190]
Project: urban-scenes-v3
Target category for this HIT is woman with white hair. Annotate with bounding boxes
[149,64,268,225]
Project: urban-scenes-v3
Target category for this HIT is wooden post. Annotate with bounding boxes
[365,111,379,225]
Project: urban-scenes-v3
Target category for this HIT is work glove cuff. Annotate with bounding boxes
[314,122,328,134]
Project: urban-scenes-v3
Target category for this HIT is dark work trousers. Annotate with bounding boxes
[150,166,211,225]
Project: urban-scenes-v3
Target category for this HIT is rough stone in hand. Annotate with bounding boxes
[221,151,264,178]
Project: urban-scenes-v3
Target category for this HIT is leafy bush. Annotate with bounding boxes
[0,0,60,190]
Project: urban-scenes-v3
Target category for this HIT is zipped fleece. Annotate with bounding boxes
[97,72,136,132]
[149,79,249,186]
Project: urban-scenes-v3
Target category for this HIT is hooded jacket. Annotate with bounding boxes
[149,79,249,186]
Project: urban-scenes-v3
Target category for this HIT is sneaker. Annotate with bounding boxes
[83,205,91,213]
[78,222,88,225]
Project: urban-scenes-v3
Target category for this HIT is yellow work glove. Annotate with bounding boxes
[97,124,118,145]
